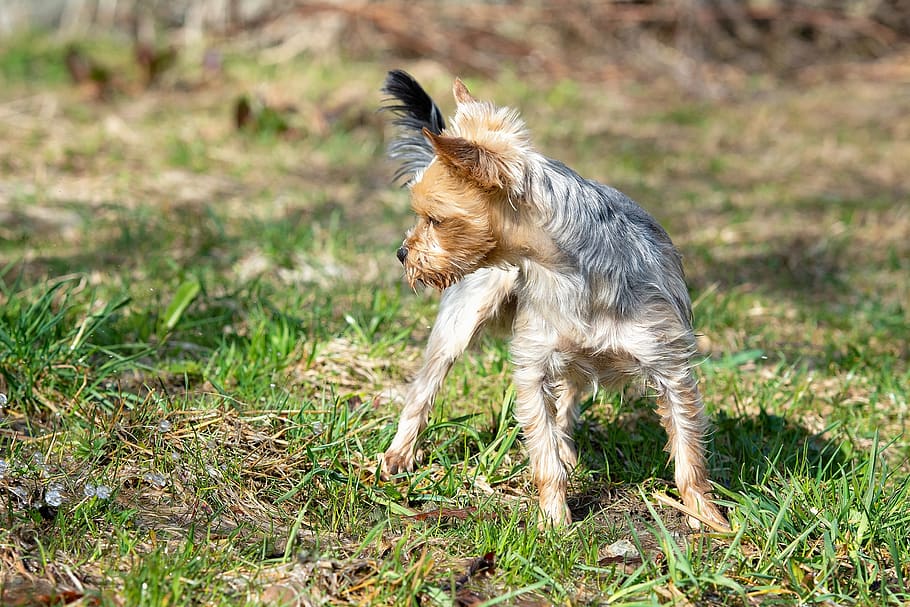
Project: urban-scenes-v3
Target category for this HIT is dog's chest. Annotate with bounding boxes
[515,263,593,343]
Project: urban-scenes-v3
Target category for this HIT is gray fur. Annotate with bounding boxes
[528,157,692,326]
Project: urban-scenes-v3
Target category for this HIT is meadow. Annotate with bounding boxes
[0,32,908,605]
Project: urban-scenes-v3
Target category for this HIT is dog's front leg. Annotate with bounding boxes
[382,267,517,478]
[511,319,574,526]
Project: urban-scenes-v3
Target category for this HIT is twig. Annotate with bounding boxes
[651,491,732,533]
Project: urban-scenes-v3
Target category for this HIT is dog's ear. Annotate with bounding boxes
[423,128,510,189]
[452,78,477,105]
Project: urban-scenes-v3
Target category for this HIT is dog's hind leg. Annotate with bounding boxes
[553,375,585,471]
[652,367,729,531]
[381,266,518,478]
[606,313,729,530]
[629,318,730,531]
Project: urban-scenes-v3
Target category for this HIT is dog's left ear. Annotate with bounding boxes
[423,128,511,190]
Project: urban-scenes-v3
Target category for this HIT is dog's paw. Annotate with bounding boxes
[380,450,415,480]
[684,493,731,532]
[537,496,572,529]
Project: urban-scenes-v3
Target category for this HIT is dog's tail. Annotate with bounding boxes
[380,69,445,183]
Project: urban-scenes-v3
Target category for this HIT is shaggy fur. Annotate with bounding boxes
[379,70,729,530]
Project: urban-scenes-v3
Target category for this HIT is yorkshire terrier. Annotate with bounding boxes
[379,70,729,530]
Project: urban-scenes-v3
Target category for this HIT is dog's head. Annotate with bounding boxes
[395,78,534,290]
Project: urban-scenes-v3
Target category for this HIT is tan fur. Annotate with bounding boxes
[402,161,497,290]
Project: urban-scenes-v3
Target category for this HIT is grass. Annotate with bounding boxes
[0,32,908,605]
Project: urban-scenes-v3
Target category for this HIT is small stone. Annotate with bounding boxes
[10,485,30,503]
[45,483,65,507]
[143,472,168,488]
[602,539,640,560]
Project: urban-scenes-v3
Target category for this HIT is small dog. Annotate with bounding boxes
[379,70,729,530]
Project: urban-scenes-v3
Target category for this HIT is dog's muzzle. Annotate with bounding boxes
[396,246,408,264]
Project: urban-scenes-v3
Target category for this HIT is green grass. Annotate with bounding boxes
[1,33,908,605]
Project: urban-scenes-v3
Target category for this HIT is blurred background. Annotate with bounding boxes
[2,0,909,85]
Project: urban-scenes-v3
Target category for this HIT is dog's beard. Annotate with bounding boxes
[404,251,477,291]
[405,264,462,291]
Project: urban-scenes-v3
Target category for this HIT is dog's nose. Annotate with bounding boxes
[396,246,408,264]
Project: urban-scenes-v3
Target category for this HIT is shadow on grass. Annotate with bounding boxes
[567,396,846,523]
[683,194,908,307]
[693,236,849,298]
[1,199,325,281]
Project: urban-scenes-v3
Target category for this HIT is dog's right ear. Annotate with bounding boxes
[424,128,512,190]
[423,76,530,196]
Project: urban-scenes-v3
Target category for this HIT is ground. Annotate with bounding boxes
[0,31,908,606]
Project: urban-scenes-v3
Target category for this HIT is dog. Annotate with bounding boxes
[379,70,729,530]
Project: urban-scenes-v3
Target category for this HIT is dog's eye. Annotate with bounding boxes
[427,216,441,227]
